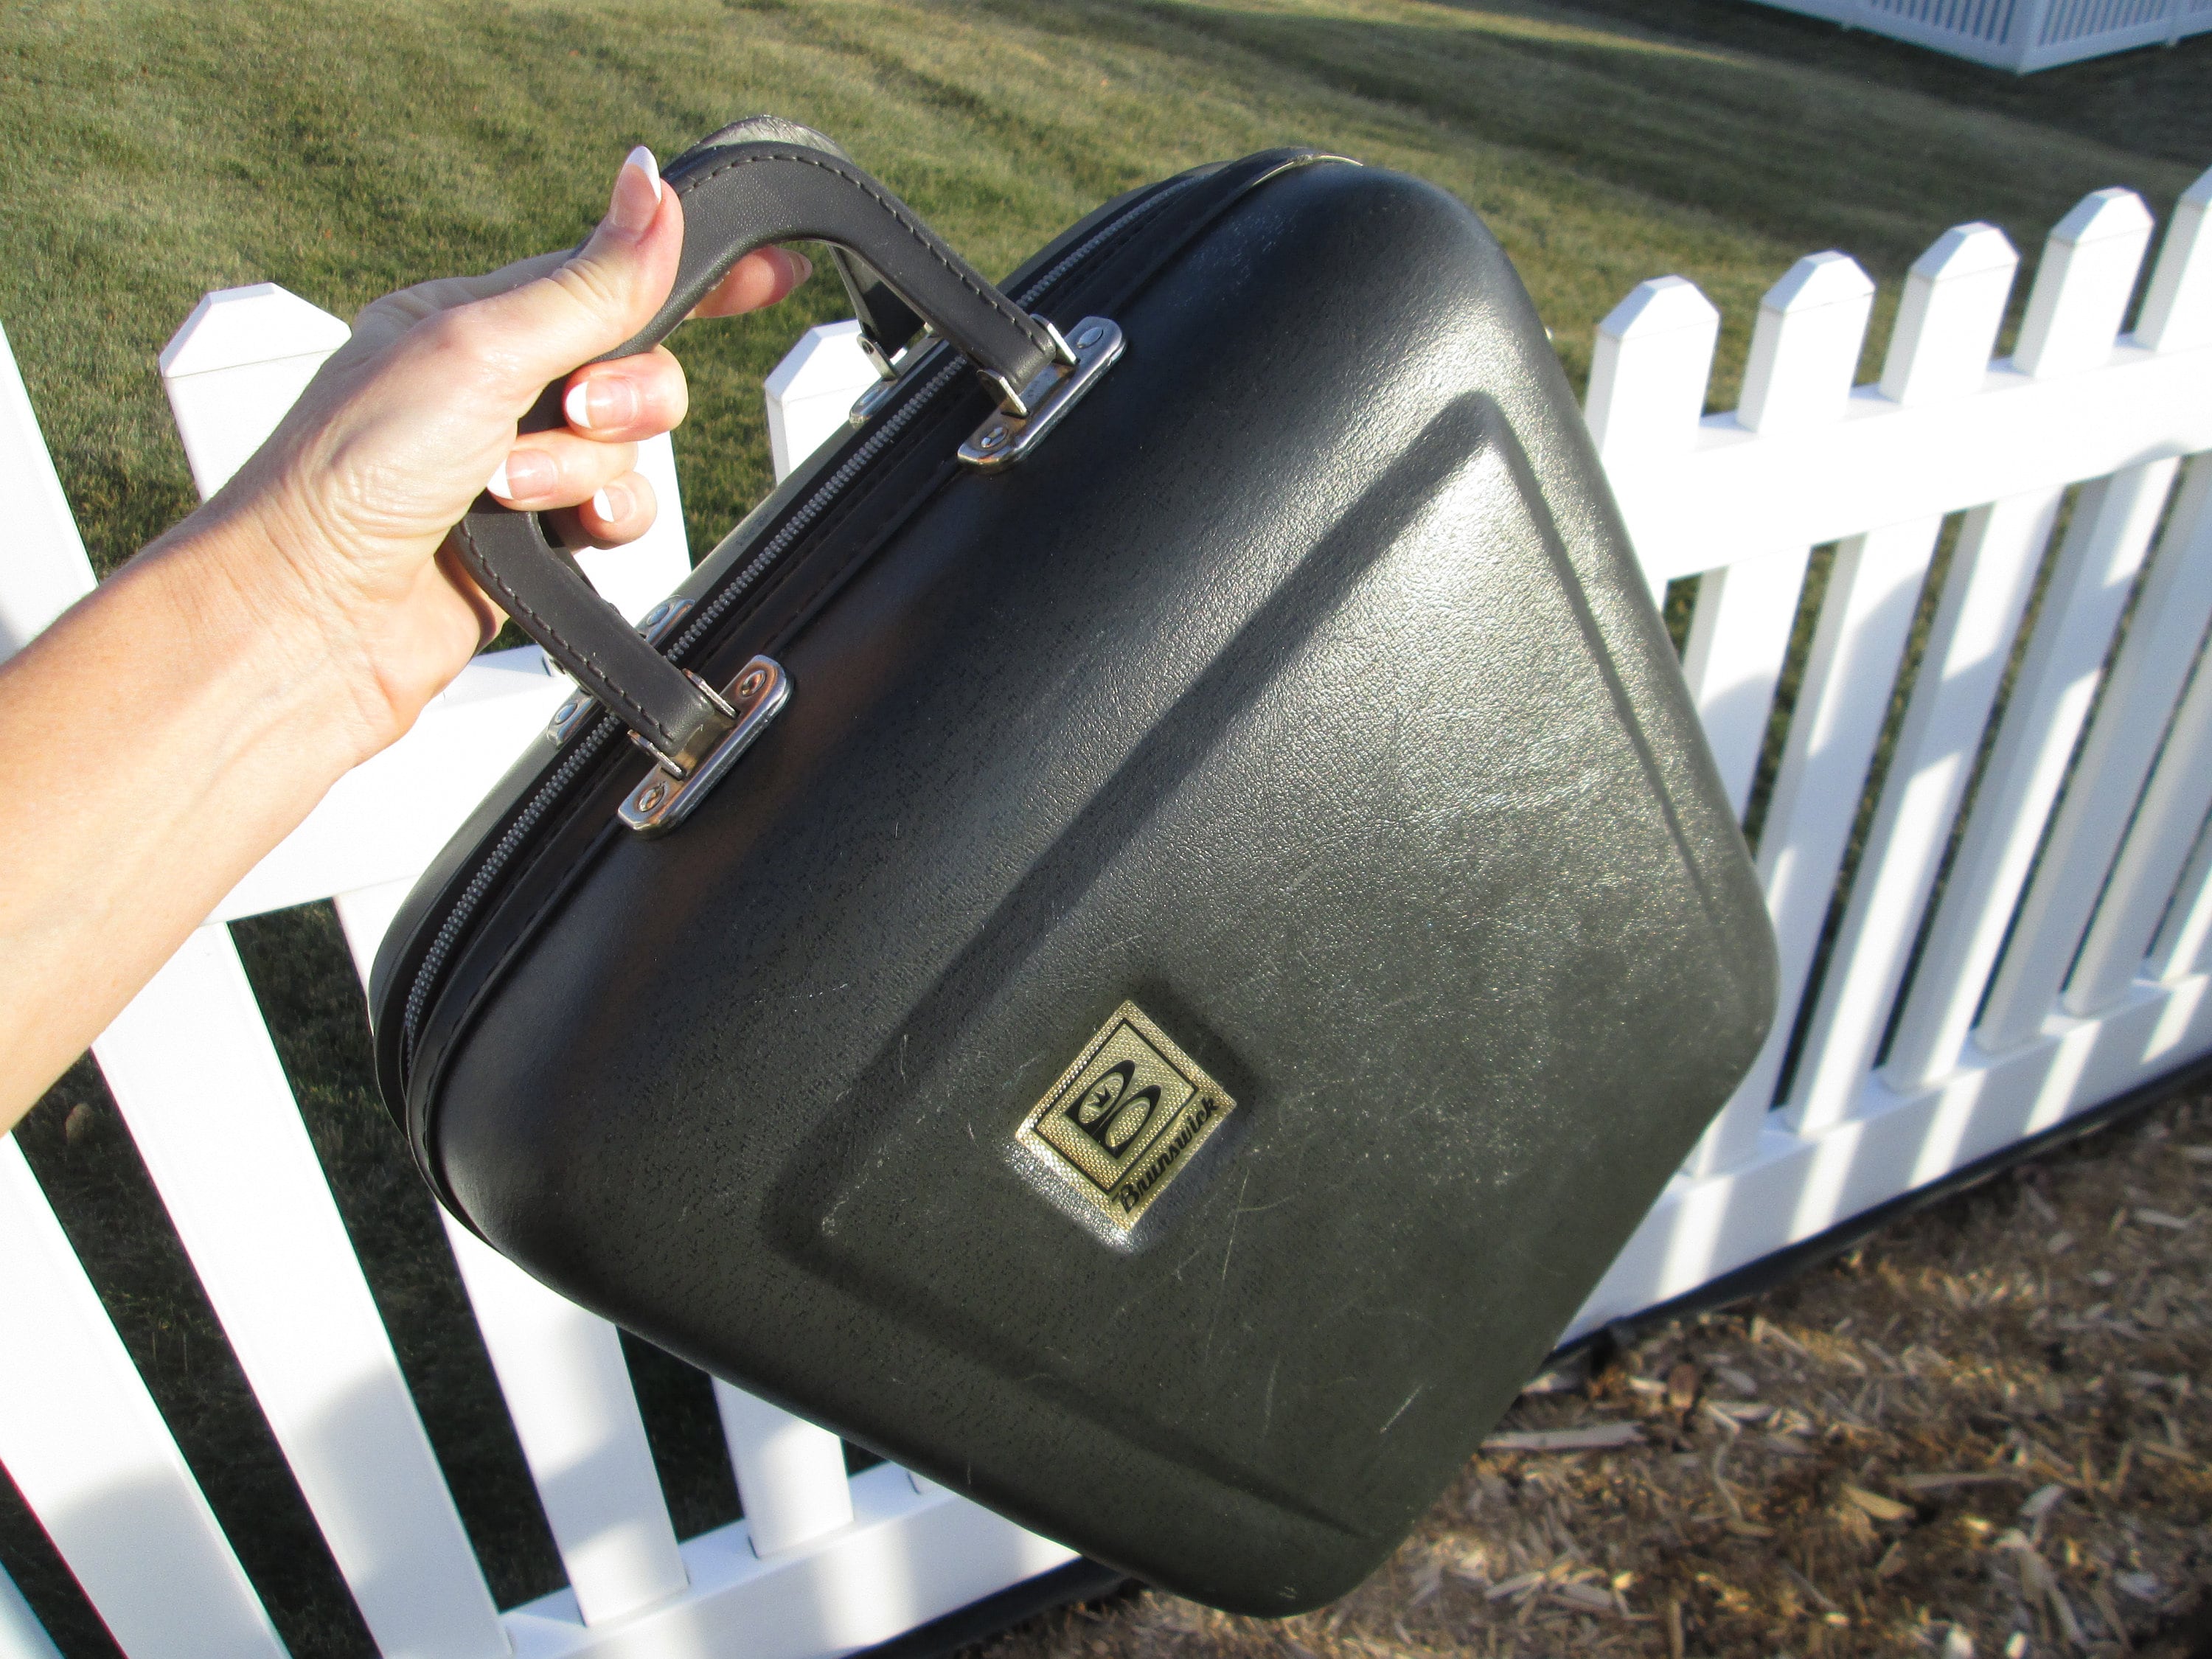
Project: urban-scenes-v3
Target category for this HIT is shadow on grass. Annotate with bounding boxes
[1106,0,2209,281]
[1551,0,2212,167]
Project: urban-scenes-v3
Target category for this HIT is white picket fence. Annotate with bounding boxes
[2,158,2211,1655]
[1747,0,2212,72]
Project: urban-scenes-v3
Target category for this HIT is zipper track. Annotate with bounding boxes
[662,175,1198,672]
[400,173,1202,1076]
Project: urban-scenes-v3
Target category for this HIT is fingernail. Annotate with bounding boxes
[564,376,639,432]
[605,145,661,242]
[591,486,616,521]
[787,248,813,286]
[490,451,554,500]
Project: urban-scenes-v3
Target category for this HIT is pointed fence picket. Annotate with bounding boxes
[1882,188,2166,1093]
[0,322,94,659]
[0,1138,290,1659]
[1833,490,2054,1106]
[1777,226,2020,1138]
[4,157,2212,1657]
[1577,164,2212,1326]
[1672,251,1891,1176]
[712,1385,858,1559]
[2062,647,2212,1015]
[1585,274,1717,611]
[0,326,292,1659]
[94,928,512,1659]
[1689,254,1871,743]
[1977,454,2212,1048]
[2150,815,2212,983]
[1672,251,1872,836]
[0,1562,63,1659]
[439,1220,689,1628]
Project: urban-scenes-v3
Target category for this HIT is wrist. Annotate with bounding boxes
[134,503,395,782]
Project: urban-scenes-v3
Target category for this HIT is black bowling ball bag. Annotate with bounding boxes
[373,118,1774,1613]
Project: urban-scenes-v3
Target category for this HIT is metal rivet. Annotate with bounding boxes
[978,424,1009,451]
[1073,324,1106,350]
[736,668,767,701]
[638,782,668,812]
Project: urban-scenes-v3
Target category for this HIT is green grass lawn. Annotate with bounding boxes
[7,0,2206,578]
[3,3,2208,1654]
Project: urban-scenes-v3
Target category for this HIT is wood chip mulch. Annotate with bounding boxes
[981,1088,2211,1659]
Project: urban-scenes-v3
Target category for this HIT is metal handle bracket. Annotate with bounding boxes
[618,658,791,837]
[958,318,1123,470]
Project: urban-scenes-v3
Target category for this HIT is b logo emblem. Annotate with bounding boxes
[1070,1062,1158,1152]
[1015,1003,1236,1233]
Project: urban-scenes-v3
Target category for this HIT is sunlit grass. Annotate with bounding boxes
[2,0,2201,579]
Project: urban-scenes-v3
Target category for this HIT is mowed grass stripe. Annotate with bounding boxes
[4,1,2202,577]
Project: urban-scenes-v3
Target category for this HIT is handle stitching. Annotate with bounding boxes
[454,518,689,751]
[672,148,1051,358]
[464,146,1040,758]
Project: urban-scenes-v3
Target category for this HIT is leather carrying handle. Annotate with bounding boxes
[450,117,1061,769]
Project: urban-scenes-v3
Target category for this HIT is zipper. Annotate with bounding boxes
[399,171,1204,1078]
[661,175,1200,672]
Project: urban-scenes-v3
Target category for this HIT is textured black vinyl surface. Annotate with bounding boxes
[380,156,1774,1614]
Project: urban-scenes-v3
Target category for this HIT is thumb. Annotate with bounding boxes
[459,147,686,411]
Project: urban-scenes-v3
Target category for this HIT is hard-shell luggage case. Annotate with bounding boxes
[372,117,1776,1614]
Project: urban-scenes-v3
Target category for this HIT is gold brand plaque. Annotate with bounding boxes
[1016,1001,1235,1232]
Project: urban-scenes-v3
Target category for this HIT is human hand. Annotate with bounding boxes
[166,145,808,766]
[0,142,816,1128]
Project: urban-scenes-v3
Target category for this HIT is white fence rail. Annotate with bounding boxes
[3,157,2210,1654]
[1746,0,2212,73]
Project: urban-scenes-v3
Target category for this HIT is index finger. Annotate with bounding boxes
[687,246,814,319]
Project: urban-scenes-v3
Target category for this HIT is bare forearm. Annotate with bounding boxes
[0,146,804,1136]
[0,522,372,1127]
